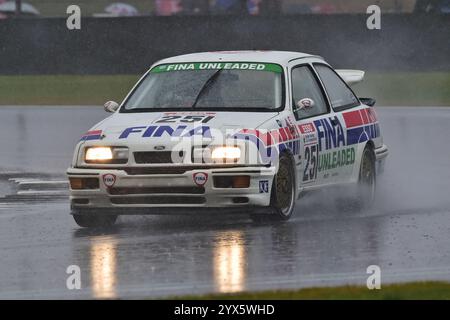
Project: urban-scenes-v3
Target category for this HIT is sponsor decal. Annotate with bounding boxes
[343,108,377,128]
[313,109,380,152]
[303,133,318,146]
[150,62,283,73]
[233,126,302,162]
[259,180,269,193]
[314,116,346,152]
[233,126,299,149]
[119,125,212,139]
[346,123,380,145]
[342,108,380,145]
[303,145,355,182]
[285,116,299,138]
[193,172,208,186]
[317,147,355,172]
[80,130,102,141]
[102,174,116,187]
[234,108,379,159]
[299,123,318,146]
[298,123,315,134]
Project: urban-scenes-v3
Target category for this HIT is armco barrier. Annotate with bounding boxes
[0,14,448,74]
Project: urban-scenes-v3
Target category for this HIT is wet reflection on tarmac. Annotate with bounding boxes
[1,107,450,298]
[213,231,246,293]
[90,237,117,299]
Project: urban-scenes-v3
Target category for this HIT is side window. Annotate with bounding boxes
[291,66,328,120]
[314,64,359,110]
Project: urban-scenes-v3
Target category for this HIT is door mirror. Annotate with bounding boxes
[104,101,119,113]
[359,97,376,107]
[296,98,315,110]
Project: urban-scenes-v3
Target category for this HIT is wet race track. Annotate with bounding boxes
[0,106,449,299]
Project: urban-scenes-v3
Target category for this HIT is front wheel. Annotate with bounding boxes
[73,212,117,228]
[251,154,296,222]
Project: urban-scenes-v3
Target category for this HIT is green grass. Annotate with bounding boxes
[0,75,140,106]
[174,282,450,300]
[0,72,449,106]
[353,72,450,106]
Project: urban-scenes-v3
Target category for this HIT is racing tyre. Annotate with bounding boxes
[73,213,118,228]
[251,153,296,222]
[356,145,376,209]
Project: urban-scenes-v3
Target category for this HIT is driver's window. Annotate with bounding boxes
[291,66,328,120]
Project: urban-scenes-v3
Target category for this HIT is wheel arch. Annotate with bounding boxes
[365,140,375,152]
[360,140,376,176]
[350,140,376,183]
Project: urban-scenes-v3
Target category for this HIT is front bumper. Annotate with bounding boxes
[67,165,275,214]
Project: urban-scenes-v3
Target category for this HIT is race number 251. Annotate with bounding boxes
[154,115,215,123]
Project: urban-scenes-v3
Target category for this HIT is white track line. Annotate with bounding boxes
[18,181,68,185]
[16,190,68,196]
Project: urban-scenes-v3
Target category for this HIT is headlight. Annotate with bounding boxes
[85,147,113,161]
[211,146,241,161]
[85,147,128,164]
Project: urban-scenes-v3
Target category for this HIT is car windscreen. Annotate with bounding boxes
[121,62,284,112]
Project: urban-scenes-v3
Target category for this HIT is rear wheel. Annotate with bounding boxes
[251,154,296,222]
[356,145,376,209]
[73,212,117,228]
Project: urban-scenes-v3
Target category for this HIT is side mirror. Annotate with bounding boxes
[104,101,119,113]
[296,98,315,110]
[359,97,376,107]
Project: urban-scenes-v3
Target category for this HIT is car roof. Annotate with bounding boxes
[156,51,323,66]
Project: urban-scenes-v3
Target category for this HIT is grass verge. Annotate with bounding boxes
[175,282,450,300]
[0,75,140,106]
[0,72,449,106]
[353,72,450,106]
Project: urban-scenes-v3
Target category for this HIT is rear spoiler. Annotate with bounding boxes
[336,69,365,86]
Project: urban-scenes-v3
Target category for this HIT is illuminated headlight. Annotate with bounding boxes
[85,147,128,164]
[211,146,241,161]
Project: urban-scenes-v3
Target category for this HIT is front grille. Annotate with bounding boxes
[123,165,250,175]
[232,197,249,204]
[110,196,205,205]
[108,186,204,195]
[71,198,90,205]
[134,151,184,164]
[124,167,190,175]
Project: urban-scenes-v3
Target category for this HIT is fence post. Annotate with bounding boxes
[15,0,22,17]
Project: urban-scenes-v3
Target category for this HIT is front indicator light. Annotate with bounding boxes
[69,177,83,190]
[233,176,250,188]
[85,147,113,161]
[69,177,99,190]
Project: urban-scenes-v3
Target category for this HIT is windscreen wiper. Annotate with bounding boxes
[190,69,223,109]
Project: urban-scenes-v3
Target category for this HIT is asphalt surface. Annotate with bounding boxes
[0,106,450,299]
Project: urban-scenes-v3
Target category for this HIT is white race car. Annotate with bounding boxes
[67,51,388,227]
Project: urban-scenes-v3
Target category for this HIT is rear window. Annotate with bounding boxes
[314,64,359,110]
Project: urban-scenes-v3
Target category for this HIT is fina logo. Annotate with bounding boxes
[102,174,116,187]
[193,172,208,186]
